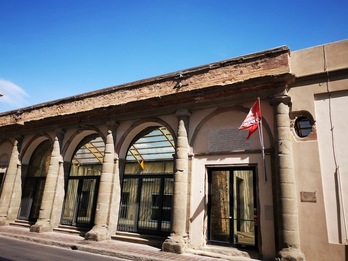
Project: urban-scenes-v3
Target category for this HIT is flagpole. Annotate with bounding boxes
[239,97,267,181]
[257,98,267,182]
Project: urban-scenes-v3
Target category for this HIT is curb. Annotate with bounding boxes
[0,232,168,261]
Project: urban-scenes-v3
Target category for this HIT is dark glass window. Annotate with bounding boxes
[294,116,312,138]
[151,194,172,222]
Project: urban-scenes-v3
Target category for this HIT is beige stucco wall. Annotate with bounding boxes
[289,39,348,260]
[188,103,276,259]
[315,91,348,243]
[290,40,348,77]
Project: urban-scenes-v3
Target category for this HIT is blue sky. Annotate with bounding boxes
[1,0,347,113]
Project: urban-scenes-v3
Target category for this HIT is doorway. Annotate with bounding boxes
[208,167,257,250]
[61,176,99,227]
[60,135,104,228]
[18,140,52,221]
[117,126,175,236]
[118,175,173,236]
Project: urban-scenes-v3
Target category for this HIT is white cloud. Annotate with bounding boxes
[0,79,29,112]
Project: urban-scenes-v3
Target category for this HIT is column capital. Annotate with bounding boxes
[55,128,66,147]
[271,94,292,107]
[14,136,24,150]
[106,120,119,129]
[105,122,118,153]
[55,128,66,138]
[176,109,191,118]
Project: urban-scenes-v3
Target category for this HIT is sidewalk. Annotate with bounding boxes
[0,225,258,261]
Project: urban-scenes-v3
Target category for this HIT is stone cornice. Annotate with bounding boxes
[0,47,292,133]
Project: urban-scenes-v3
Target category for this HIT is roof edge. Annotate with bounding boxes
[0,46,289,116]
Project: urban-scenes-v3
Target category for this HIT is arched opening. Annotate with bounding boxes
[118,126,175,236]
[18,140,52,222]
[61,134,104,227]
[0,140,12,196]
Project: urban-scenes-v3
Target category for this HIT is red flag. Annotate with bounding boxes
[239,98,261,139]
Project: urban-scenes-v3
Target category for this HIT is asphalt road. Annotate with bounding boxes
[0,236,129,261]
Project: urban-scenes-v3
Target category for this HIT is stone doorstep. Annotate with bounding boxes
[9,221,88,236]
[53,225,89,237]
[9,220,33,228]
[187,245,261,261]
[112,231,165,248]
[109,231,260,260]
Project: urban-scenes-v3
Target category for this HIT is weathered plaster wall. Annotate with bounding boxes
[189,105,275,259]
[289,39,348,261]
[0,48,290,133]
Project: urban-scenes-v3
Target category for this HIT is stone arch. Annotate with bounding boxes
[117,117,176,160]
[190,105,273,151]
[60,126,106,228]
[21,135,53,165]
[62,126,105,163]
[18,136,54,221]
[0,139,13,193]
[116,117,176,236]
[0,138,14,147]
[0,139,13,166]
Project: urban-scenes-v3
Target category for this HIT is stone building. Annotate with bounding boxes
[0,39,347,260]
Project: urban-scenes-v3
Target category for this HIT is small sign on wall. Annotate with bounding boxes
[300,191,317,203]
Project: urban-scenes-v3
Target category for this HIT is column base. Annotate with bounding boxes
[162,235,187,254]
[0,217,8,226]
[277,247,305,261]
[30,220,52,233]
[85,225,111,241]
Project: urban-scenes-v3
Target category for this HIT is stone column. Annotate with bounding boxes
[105,121,121,235]
[0,139,22,225]
[272,94,305,261]
[107,156,121,234]
[162,109,190,254]
[85,129,115,241]
[31,131,65,232]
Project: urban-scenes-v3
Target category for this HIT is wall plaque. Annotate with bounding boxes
[208,128,252,152]
[300,191,317,203]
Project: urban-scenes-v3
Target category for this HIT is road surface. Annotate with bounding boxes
[0,236,130,261]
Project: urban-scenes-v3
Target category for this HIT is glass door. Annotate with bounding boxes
[18,177,45,221]
[18,140,52,222]
[117,175,173,236]
[61,177,99,227]
[208,167,257,250]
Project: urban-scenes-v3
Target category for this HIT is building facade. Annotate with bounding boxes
[0,40,347,260]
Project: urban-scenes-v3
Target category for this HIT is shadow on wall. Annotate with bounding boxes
[190,196,205,223]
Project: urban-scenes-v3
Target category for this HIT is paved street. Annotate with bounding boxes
[0,226,258,260]
[0,236,129,261]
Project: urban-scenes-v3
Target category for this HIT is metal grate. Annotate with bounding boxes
[61,177,99,227]
[119,127,174,236]
[118,176,173,235]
